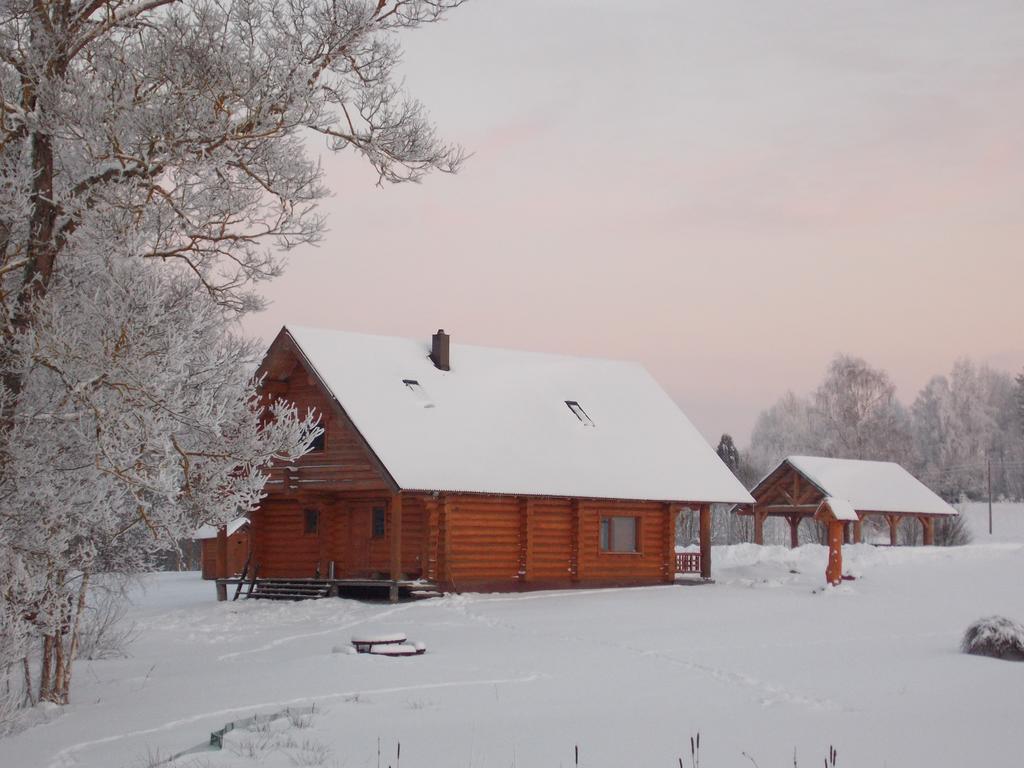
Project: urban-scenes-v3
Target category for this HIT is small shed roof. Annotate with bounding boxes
[194,517,248,540]
[279,326,754,504]
[780,456,957,516]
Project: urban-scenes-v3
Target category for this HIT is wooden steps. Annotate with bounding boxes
[226,577,441,601]
[248,579,332,600]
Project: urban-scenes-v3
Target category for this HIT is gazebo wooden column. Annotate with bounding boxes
[885,514,902,546]
[389,493,404,603]
[753,507,767,545]
[786,514,800,549]
[699,503,712,579]
[852,517,863,544]
[920,516,935,546]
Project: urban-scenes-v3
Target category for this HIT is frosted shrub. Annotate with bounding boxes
[934,514,972,546]
[961,616,1024,661]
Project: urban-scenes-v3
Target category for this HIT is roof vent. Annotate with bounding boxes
[430,329,450,371]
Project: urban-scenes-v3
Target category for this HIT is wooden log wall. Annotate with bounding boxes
[433,494,676,590]
[200,530,249,579]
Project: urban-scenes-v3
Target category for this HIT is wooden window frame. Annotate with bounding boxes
[600,515,641,554]
[371,506,387,539]
[303,508,320,535]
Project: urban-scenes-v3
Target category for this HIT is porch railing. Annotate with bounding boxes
[675,551,702,574]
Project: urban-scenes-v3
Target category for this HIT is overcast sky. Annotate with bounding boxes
[244,0,1024,445]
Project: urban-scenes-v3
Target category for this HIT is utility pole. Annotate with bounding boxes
[988,457,993,536]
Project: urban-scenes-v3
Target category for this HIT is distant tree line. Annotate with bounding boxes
[733,355,1024,502]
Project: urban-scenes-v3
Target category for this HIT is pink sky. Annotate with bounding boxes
[244,1,1024,445]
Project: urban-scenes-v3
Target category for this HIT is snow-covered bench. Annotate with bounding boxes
[351,633,426,656]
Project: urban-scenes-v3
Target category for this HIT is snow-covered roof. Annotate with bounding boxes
[784,456,957,516]
[194,517,248,540]
[816,496,859,522]
[282,326,753,504]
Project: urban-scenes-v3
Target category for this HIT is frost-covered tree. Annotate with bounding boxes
[748,391,820,473]
[911,361,1024,500]
[0,0,463,399]
[1,246,320,706]
[716,434,740,475]
[0,0,463,708]
[812,355,912,464]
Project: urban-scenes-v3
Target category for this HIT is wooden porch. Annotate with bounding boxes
[214,575,440,602]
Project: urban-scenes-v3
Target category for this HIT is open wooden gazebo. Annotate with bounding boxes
[737,456,958,547]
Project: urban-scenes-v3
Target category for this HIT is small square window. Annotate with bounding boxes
[600,516,638,553]
[309,431,325,452]
[303,509,319,535]
[372,507,386,539]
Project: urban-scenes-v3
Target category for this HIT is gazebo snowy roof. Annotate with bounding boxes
[761,456,958,517]
[278,326,754,505]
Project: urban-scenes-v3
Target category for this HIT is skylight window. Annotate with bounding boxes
[565,400,595,427]
[402,379,435,408]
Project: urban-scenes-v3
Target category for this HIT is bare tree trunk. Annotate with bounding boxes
[21,657,35,707]
[59,571,90,703]
[38,635,53,703]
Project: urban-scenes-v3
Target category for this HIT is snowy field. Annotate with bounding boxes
[5,523,1024,768]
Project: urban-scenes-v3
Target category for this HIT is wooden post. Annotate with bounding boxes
[215,525,228,579]
[853,518,863,544]
[663,503,676,583]
[699,503,712,579]
[389,493,403,603]
[787,515,800,549]
[753,507,766,545]
[921,516,935,546]
[887,514,900,546]
[825,521,843,586]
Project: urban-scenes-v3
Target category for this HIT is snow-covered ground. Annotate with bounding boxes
[5,536,1024,768]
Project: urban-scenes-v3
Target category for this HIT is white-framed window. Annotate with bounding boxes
[600,516,639,553]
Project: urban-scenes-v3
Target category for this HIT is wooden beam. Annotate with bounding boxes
[699,503,712,579]
[853,517,863,544]
[389,493,403,602]
[215,525,228,579]
[754,507,766,545]
[787,515,800,549]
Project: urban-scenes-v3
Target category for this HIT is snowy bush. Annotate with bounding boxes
[934,514,972,546]
[961,616,1024,661]
[75,586,139,661]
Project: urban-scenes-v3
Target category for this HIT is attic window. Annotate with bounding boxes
[565,400,595,427]
[402,379,435,408]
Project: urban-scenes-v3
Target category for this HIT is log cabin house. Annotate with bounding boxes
[738,455,958,547]
[207,326,753,600]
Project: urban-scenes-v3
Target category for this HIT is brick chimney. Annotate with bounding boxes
[430,329,450,371]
